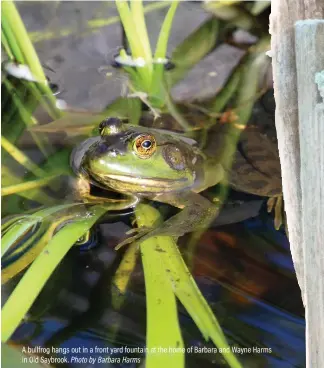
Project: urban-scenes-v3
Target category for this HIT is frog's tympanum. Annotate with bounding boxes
[70,117,225,248]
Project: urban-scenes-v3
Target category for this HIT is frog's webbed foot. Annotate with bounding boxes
[267,195,284,230]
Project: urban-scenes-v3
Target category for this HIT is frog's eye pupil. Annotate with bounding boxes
[133,134,156,159]
[142,140,152,149]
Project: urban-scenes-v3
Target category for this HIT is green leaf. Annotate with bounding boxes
[1,204,87,284]
[1,204,79,257]
[217,36,271,170]
[1,175,57,197]
[1,205,108,342]
[130,1,153,64]
[167,19,220,87]
[208,65,242,113]
[115,0,152,90]
[136,204,184,368]
[1,165,55,205]
[135,204,242,368]
[127,97,142,125]
[151,1,179,102]
[1,136,46,177]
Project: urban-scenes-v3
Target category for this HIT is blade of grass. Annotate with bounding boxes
[1,136,46,177]
[1,28,14,60]
[158,235,242,368]
[135,204,242,368]
[154,1,179,59]
[111,242,139,310]
[127,97,142,125]
[1,175,57,197]
[208,65,242,113]
[130,0,153,68]
[214,36,271,171]
[151,1,179,102]
[3,77,51,158]
[1,81,37,145]
[2,1,46,82]
[1,205,108,342]
[1,15,25,62]
[2,0,59,120]
[1,165,55,205]
[136,204,184,368]
[167,19,220,87]
[115,0,151,90]
[1,205,89,284]
[1,204,80,257]
[233,37,270,129]
[163,82,191,131]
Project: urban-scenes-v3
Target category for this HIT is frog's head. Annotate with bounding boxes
[77,118,200,195]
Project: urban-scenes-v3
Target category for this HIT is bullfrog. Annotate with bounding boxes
[70,93,283,249]
[71,117,225,248]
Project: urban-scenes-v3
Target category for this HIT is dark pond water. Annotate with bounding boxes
[6,197,305,368]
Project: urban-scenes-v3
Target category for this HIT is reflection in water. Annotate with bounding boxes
[7,202,305,368]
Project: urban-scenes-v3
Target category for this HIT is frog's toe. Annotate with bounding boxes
[125,226,151,235]
[267,195,284,230]
[115,227,152,250]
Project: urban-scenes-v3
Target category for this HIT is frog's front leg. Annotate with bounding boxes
[115,192,220,249]
[74,176,139,210]
[73,176,139,248]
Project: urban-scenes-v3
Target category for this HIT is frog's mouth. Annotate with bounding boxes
[104,174,188,186]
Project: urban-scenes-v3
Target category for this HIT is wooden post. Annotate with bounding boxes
[270,1,324,367]
[295,21,324,367]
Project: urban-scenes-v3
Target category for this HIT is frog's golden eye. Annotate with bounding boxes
[133,134,156,159]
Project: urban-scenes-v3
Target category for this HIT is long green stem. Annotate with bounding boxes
[2,1,47,81]
[2,0,59,118]
[1,136,46,176]
[116,0,152,90]
[2,176,56,197]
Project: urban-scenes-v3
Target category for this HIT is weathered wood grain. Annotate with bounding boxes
[270,0,304,299]
[295,20,324,367]
[270,0,324,300]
